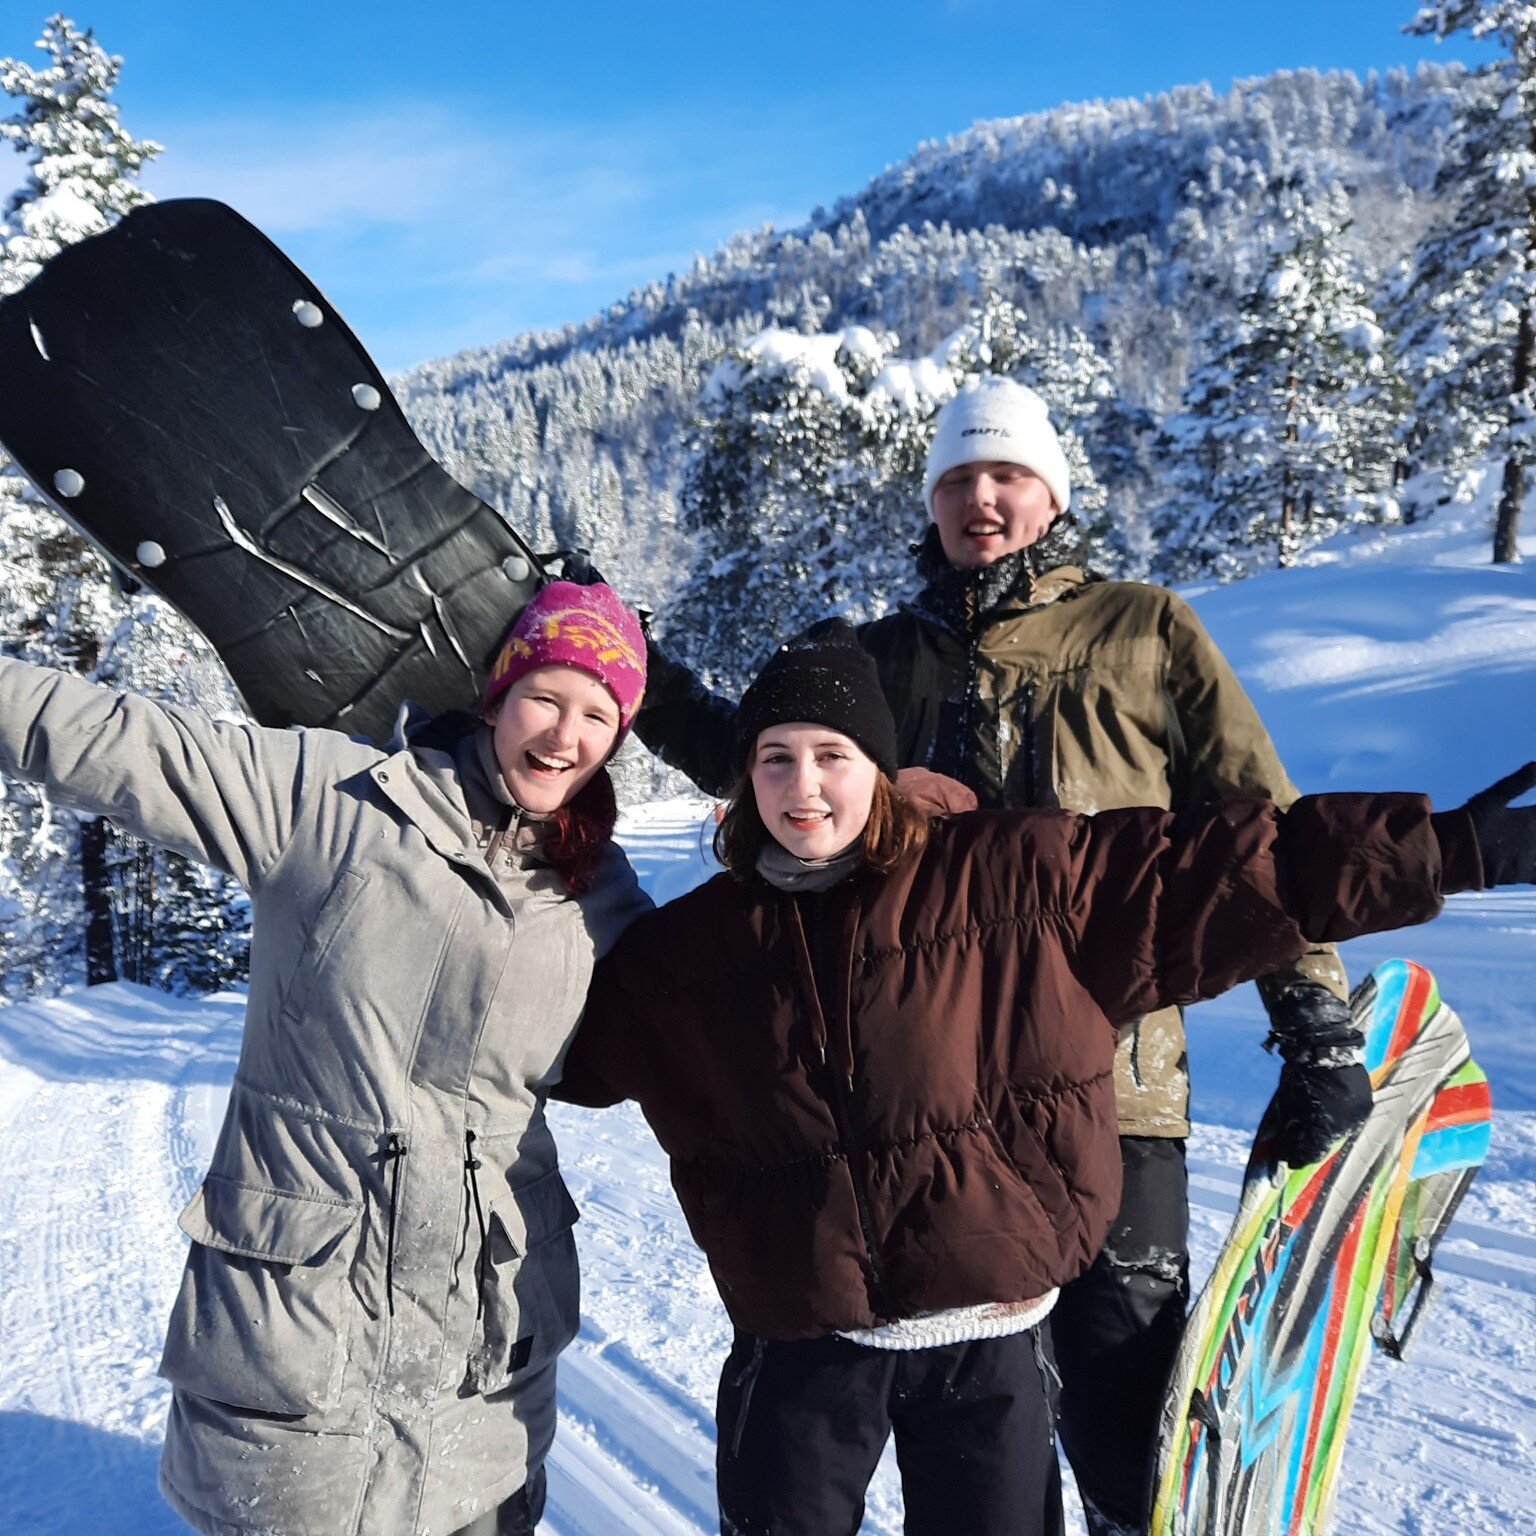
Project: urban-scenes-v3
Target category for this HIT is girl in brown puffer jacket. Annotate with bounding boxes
[558,617,1533,1536]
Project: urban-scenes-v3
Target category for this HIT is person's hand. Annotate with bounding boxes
[1264,981,1372,1166]
[1273,1059,1373,1166]
[1462,762,1536,886]
[561,549,604,585]
[894,767,978,818]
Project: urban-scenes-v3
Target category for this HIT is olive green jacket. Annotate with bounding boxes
[636,564,1347,1137]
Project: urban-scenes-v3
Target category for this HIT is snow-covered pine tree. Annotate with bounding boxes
[0,16,161,994]
[1400,2,1536,559]
[0,15,159,290]
[103,598,251,996]
[1155,185,1402,577]
[664,326,917,693]
[0,18,244,998]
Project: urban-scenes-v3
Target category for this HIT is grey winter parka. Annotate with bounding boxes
[0,657,650,1535]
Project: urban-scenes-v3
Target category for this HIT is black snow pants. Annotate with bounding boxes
[714,1327,1063,1536]
[1051,1136,1190,1536]
[449,1466,547,1536]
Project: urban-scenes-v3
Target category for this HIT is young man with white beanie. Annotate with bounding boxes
[630,374,1362,1536]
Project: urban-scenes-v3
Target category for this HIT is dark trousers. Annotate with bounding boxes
[450,1466,547,1536]
[1051,1137,1190,1536]
[715,1328,1063,1536]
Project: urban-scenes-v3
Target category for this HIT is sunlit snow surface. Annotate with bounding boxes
[1,505,1532,1533]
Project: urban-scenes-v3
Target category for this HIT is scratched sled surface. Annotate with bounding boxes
[0,198,543,740]
[1150,959,1492,1536]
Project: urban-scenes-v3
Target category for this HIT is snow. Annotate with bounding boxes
[867,355,957,414]
[2,505,1535,1533]
[743,327,852,400]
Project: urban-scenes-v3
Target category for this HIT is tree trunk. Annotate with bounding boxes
[1497,299,1534,563]
[1281,366,1298,568]
[80,816,117,986]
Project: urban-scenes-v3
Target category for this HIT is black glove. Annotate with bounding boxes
[1463,762,1536,887]
[560,549,603,585]
[1265,982,1372,1166]
[1273,1059,1373,1166]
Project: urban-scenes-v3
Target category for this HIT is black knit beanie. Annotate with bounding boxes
[732,619,899,777]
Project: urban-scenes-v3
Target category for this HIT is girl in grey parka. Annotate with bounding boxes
[0,580,652,1536]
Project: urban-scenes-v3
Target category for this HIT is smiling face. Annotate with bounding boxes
[487,663,621,814]
[749,724,880,860]
[929,459,1059,568]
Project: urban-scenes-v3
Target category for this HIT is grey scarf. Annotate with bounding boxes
[755,839,863,894]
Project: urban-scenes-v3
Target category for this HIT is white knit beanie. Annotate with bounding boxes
[922,377,1072,515]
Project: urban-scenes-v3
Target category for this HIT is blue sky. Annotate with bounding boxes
[0,1,1494,372]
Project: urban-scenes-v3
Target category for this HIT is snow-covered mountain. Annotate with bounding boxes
[396,66,1470,608]
[3,501,1532,1534]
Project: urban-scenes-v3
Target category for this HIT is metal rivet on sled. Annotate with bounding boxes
[293,300,324,328]
[53,468,85,498]
[136,541,167,568]
[502,555,530,583]
[352,383,382,411]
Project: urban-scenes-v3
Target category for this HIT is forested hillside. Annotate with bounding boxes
[397,62,1505,688]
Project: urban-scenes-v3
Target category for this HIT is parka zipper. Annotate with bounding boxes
[784,898,892,1316]
[1020,679,1038,806]
[957,586,981,793]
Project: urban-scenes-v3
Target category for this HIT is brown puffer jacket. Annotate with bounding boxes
[558,796,1475,1341]
[637,558,1349,1136]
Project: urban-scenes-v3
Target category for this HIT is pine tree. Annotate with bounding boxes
[0,19,248,998]
[1156,186,1403,577]
[0,15,159,291]
[1399,3,1536,559]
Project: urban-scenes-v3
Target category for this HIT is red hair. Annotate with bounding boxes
[544,768,618,894]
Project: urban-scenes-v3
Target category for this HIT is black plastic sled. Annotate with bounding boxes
[0,197,546,740]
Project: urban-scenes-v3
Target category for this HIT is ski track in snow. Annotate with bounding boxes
[2,510,1534,1533]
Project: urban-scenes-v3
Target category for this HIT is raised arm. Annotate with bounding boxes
[631,634,739,798]
[1063,791,1482,1028]
[0,655,304,889]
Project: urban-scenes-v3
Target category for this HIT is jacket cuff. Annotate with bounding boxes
[1430,807,1485,894]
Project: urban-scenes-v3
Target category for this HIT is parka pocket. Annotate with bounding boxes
[159,1174,363,1417]
[988,1090,1076,1235]
[465,1166,581,1397]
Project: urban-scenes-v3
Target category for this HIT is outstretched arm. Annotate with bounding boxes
[1064,788,1496,1028]
[0,655,304,889]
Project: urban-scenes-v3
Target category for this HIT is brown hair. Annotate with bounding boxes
[714,762,929,880]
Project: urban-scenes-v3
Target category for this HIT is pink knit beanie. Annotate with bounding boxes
[481,581,647,729]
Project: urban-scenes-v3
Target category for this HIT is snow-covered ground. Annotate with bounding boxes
[1,505,1533,1534]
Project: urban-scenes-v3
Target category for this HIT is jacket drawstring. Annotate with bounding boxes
[382,1132,408,1317]
[784,902,832,1071]
[464,1130,490,1322]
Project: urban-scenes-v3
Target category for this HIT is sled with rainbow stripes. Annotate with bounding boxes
[1149,959,1491,1536]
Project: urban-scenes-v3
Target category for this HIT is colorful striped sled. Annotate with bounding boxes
[1149,959,1491,1536]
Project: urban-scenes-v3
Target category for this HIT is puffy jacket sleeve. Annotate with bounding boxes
[1161,591,1351,1007]
[631,636,738,798]
[552,919,656,1108]
[1064,793,1450,1026]
[0,656,302,889]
